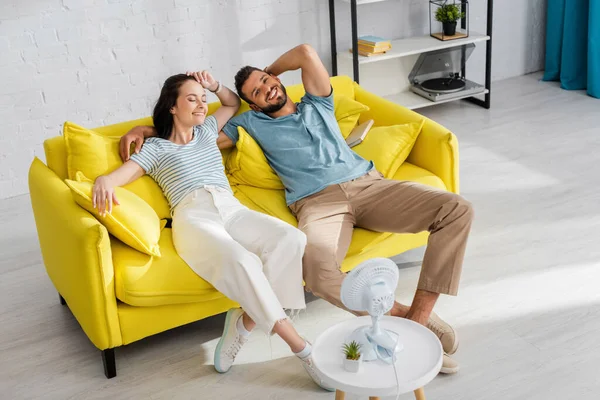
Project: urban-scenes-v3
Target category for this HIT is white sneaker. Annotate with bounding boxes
[296,342,335,392]
[214,308,248,373]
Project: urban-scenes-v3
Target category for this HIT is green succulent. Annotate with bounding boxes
[342,340,362,360]
[435,4,466,23]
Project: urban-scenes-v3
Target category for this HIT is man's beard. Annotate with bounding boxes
[258,84,288,114]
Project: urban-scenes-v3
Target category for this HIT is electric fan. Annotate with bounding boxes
[341,258,403,364]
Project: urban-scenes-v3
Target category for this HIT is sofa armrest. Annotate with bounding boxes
[29,158,122,350]
[353,84,460,194]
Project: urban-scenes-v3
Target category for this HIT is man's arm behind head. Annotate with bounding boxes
[265,44,331,97]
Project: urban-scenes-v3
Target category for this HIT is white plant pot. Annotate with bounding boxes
[343,355,363,373]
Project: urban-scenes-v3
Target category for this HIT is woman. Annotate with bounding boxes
[92,71,331,390]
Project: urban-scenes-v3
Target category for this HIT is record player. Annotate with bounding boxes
[409,43,485,102]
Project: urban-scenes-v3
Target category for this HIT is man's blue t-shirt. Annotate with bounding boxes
[222,89,373,205]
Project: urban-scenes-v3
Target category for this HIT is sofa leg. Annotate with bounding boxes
[102,348,116,379]
[59,294,66,306]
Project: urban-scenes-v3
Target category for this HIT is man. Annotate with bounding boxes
[121,44,473,374]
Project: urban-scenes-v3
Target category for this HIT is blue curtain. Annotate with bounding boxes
[543,0,600,99]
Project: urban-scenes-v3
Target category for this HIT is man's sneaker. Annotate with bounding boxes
[214,308,248,373]
[439,353,459,374]
[296,342,335,392]
[427,311,459,355]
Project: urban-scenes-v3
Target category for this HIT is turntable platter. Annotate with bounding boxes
[421,78,466,94]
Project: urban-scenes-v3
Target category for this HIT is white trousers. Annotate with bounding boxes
[172,186,307,334]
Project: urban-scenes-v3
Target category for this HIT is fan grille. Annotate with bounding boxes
[341,258,399,312]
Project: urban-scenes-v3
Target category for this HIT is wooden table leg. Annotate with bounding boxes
[369,397,380,400]
[414,387,426,400]
[335,390,345,400]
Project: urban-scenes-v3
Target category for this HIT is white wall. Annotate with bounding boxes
[0,0,546,199]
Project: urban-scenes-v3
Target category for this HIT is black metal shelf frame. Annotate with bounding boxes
[328,0,494,109]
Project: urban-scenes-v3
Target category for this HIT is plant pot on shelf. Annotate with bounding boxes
[343,355,363,373]
[443,21,457,36]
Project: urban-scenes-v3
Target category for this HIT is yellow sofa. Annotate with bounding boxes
[28,76,459,378]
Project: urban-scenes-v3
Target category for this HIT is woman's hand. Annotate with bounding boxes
[93,175,120,217]
[187,70,218,92]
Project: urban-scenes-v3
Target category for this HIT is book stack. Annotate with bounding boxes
[351,35,392,57]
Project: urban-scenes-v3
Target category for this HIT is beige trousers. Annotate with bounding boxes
[289,170,474,312]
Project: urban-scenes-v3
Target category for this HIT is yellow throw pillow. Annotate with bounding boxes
[352,121,424,178]
[63,121,171,219]
[226,126,284,190]
[65,172,164,257]
[334,95,370,138]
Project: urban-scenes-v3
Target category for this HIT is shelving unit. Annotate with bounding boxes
[328,0,494,110]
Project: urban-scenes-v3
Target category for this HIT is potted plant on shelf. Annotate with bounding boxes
[342,340,362,373]
[435,3,466,36]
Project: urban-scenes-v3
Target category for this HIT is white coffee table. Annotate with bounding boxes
[312,316,443,400]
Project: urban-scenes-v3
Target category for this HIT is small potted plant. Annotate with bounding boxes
[435,3,466,36]
[342,340,362,373]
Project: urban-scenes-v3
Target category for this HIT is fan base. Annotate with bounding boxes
[345,326,403,364]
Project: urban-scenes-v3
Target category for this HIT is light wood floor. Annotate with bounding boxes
[2,72,600,400]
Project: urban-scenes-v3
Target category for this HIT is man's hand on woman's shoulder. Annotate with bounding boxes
[120,126,150,162]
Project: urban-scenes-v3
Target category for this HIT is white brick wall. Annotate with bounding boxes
[0,0,545,199]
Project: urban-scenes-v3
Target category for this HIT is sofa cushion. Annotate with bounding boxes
[63,121,171,220]
[44,136,69,180]
[113,228,224,307]
[231,184,391,258]
[285,75,356,102]
[334,95,370,138]
[64,121,121,179]
[113,162,447,307]
[352,121,424,178]
[65,172,164,257]
[393,162,446,191]
[232,185,297,226]
[233,161,446,257]
[226,127,284,190]
[91,116,154,137]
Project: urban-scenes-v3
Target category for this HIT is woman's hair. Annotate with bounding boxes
[153,74,197,139]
